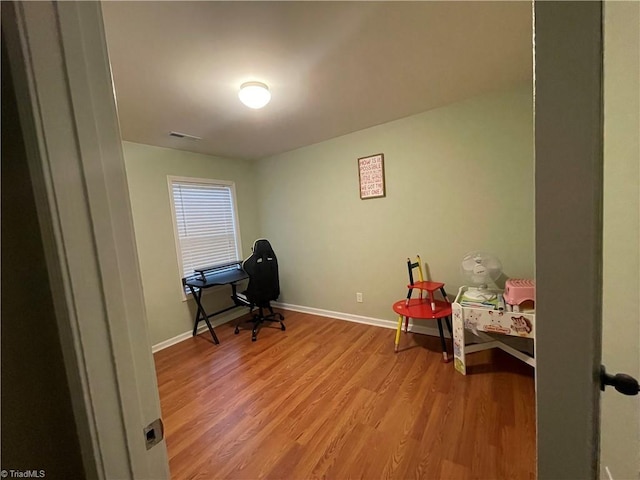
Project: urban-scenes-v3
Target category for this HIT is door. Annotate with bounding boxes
[535,2,603,478]
[600,2,640,479]
[534,2,639,479]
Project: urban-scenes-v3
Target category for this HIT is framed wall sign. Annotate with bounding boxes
[358,153,385,199]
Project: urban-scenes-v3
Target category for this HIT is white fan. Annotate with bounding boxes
[460,251,503,301]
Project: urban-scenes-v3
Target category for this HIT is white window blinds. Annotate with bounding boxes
[170,179,241,280]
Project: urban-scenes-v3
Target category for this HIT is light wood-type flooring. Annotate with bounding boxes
[154,310,536,480]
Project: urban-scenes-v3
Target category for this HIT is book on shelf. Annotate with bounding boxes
[458,293,503,310]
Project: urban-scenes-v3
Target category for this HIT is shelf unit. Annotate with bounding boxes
[452,286,535,375]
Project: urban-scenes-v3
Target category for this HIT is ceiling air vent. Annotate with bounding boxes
[169,131,202,141]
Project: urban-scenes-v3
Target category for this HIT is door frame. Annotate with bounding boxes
[3,0,607,478]
[599,2,640,478]
[2,2,169,478]
[534,2,603,478]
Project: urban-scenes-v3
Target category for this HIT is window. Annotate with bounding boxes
[168,177,242,292]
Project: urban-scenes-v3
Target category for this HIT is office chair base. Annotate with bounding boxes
[234,308,285,341]
[251,312,285,341]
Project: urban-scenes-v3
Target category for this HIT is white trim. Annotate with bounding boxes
[152,308,248,353]
[271,302,450,338]
[3,2,169,478]
[152,302,458,354]
[167,175,244,301]
[604,466,614,480]
[167,176,188,300]
[2,5,103,477]
[152,303,449,354]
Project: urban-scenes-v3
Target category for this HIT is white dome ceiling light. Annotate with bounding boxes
[238,81,271,109]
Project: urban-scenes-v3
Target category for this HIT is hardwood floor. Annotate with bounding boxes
[154,310,536,479]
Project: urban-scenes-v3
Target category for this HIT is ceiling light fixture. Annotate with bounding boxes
[238,81,271,109]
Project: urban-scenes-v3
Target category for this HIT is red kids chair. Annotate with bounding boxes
[393,256,453,361]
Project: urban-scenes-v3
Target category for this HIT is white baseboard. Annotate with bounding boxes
[151,308,249,353]
[152,302,451,353]
[271,301,450,339]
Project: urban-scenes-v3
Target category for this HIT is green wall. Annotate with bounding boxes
[256,85,534,321]
[124,84,534,345]
[123,142,259,345]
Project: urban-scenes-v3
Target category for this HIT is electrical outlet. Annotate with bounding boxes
[356,292,363,303]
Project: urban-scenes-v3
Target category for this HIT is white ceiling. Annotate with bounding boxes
[101,1,532,161]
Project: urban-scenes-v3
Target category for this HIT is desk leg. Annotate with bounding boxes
[188,285,220,345]
[189,285,200,336]
[452,304,466,374]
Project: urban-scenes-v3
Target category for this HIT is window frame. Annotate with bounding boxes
[167,175,243,300]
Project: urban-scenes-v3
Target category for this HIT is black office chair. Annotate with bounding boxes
[234,239,286,341]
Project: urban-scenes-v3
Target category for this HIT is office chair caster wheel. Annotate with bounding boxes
[234,327,239,334]
[252,336,257,342]
[281,324,286,331]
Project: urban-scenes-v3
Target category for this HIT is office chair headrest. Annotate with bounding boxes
[251,238,275,258]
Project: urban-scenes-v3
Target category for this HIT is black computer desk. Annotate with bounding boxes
[182,261,249,344]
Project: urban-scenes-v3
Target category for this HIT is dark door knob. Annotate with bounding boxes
[600,365,640,396]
